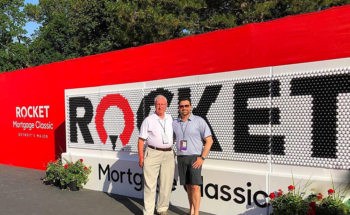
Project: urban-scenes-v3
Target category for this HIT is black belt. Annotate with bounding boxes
[178,155,201,157]
[148,145,172,151]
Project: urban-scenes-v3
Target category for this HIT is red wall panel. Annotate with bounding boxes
[1,5,350,170]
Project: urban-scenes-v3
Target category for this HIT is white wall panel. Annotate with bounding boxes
[64,57,350,215]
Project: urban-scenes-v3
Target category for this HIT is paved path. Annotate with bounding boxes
[0,164,214,215]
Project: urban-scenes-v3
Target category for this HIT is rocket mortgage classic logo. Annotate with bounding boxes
[13,105,54,138]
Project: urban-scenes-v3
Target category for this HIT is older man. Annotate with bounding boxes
[138,95,175,215]
[172,98,213,215]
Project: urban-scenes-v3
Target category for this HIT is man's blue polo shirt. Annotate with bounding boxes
[172,113,212,156]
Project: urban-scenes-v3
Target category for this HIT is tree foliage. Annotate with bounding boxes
[1,0,350,71]
[0,0,30,72]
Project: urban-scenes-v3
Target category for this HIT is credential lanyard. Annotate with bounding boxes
[180,120,189,139]
[158,118,166,134]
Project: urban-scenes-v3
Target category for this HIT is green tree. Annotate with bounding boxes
[24,0,350,67]
[25,0,211,65]
[0,0,30,73]
[24,0,76,66]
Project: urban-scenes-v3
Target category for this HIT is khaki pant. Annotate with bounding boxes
[143,147,175,215]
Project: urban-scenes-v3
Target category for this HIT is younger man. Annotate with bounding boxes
[172,98,213,215]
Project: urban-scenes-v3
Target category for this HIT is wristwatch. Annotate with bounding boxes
[201,156,206,160]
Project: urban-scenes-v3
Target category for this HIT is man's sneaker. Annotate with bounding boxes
[158,211,169,215]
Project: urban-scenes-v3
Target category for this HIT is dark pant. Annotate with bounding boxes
[177,155,202,185]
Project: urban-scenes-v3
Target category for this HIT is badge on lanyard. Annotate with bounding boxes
[158,118,168,144]
[180,140,187,151]
[162,133,169,144]
[180,120,189,151]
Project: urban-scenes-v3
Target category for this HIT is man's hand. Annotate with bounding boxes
[192,157,204,169]
[138,138,145,168]
[139,158,144,168]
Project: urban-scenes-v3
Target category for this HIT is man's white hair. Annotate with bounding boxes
[154,95,167,105]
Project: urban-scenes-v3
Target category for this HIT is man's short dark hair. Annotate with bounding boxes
[178,97,191,105]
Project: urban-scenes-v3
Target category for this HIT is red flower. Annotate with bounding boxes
[79,159,83,162]
[84,166,88,170]
[309,201,316,209]
[64,164,68,169]
[328,189,335,195]
[307,209,316,215]
[277,189,283,197]
[269,192,276,199]
[317,193,323,200]
[288,185,295,191]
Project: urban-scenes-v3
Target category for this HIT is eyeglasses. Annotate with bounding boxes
[155,103,167,106]
[179,105,190,108]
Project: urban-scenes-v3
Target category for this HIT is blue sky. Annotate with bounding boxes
[24,0,40,37]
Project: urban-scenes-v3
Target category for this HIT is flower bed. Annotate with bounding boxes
[44,158,92,190]
[269,174,350,215]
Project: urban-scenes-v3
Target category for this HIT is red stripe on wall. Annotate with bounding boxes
[1,5,350,169]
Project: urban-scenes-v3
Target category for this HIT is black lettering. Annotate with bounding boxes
[69,97,94,143]
[133,173,143,191]
[200,176,203,197]
[177,87,191,101]
[271,81,285,155]
[253,191,268,208]
[111,170,119,182]
[220,185,231,201]
[109,135,118,151]
[247,188,252,205]
[136,88,174,130]
[233,187,245,204]
[205,183,219,200]
[247,182,252,205]
[120,171,125,183]
[127,168,132,185]
[234,81,285,155]
[291,74,350,158]
[192,85,223,151]
[99,164,110,181]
